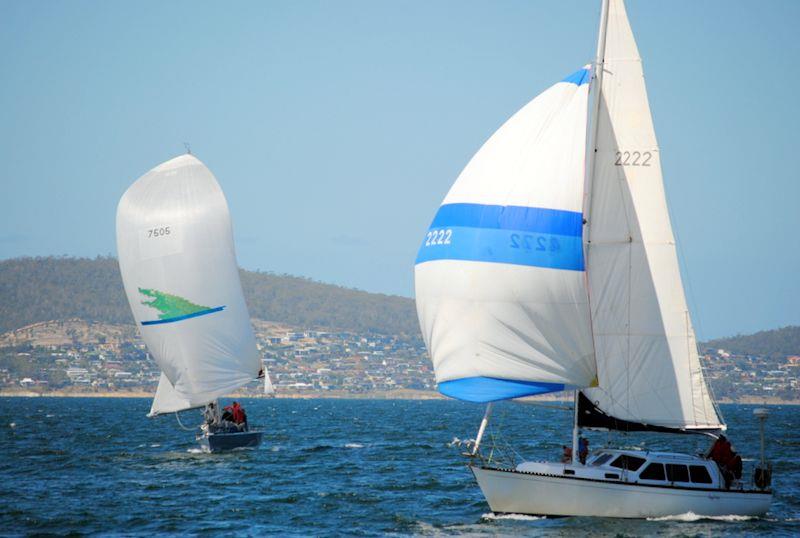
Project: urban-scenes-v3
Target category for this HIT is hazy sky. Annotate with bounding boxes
[1,1,798,339]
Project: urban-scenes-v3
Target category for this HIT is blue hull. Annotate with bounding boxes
[199,430,263,453]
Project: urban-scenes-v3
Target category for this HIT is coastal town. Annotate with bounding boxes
[0,319,436,398]
[0,319,798,402]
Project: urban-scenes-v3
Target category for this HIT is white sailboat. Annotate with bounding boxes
[414,0,772,518]
[116,154,273,452]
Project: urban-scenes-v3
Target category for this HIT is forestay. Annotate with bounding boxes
[581,0,722,431]
[117,155,270,416]
[415,68,597,403]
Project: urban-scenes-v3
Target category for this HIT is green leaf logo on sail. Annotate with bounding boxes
[138,288,225,326]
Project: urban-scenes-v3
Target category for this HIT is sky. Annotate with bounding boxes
[1,0,798,340]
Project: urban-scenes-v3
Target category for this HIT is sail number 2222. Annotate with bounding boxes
[510,234,560,252]
[615,151,652,167]
[425,229,452,246]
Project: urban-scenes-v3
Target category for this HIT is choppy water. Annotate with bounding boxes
[1,398,797,536]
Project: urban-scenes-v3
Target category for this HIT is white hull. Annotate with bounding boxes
[471,465,771,518]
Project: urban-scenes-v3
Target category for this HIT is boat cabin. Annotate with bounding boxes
[516,449,724,490]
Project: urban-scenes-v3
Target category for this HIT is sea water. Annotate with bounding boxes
[0,398,797,536]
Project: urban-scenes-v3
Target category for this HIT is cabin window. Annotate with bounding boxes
[665,464,690,483]
[609,455,646,472]
[689,465,713,484]
[591,453,613,466]
[639,463,665,481]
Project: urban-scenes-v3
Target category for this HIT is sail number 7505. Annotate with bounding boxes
[147,226,171,238]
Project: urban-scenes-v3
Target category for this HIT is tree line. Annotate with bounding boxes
[0,256,419,336]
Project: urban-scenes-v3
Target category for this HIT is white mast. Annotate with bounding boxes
[584,0,610,215]
[573,0,610,465]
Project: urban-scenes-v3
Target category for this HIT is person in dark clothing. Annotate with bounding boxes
[578,437,589,465]
[729,453,743,480]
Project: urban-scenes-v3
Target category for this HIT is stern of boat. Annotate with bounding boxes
[198,430,264,453]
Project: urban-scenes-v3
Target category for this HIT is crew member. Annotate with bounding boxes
[203,402,220,426]
[561,445,573,463]
[579,437,589,464]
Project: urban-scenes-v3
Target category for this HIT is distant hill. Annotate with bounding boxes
[3,256,797,356]
[702,326,800,359]
[0,257,418,335]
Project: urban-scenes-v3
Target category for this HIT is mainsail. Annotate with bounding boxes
[414,68,597,403]
[581,0,723,431]
[117,154,272,416]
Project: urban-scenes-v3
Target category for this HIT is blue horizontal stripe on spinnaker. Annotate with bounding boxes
[438,376,565,403]
[416,203,584,271]
[141,306,225,326]
[561,67,591,86]
[430,203,582,236]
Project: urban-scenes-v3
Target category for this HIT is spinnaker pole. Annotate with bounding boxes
[472,403,493,455]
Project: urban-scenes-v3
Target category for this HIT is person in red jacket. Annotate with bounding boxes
[223,401,248,431]
[707,435,740,488]
[707,435,732,464]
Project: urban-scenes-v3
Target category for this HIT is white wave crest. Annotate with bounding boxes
[345,443,364,449]
[648,512,757,522]
[481,512,544,521]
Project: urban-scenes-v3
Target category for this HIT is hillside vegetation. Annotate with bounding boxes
[0,257,418,335]
[703,326,800,359]
[3,257,797,356]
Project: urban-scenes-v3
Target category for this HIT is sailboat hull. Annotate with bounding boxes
[198,430,263,453]
[470,465,771,518]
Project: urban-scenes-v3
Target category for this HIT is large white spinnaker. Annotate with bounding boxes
[117,154,268,416]
[581,0,722,431]
[415,68,597,402]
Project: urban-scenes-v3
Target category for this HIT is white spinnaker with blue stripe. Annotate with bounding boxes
[116,155,273,416]
[414,68,596,402]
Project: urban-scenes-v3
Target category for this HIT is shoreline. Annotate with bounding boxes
[1,389,797,405]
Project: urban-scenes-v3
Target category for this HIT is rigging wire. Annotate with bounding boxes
[486,404,524,468]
